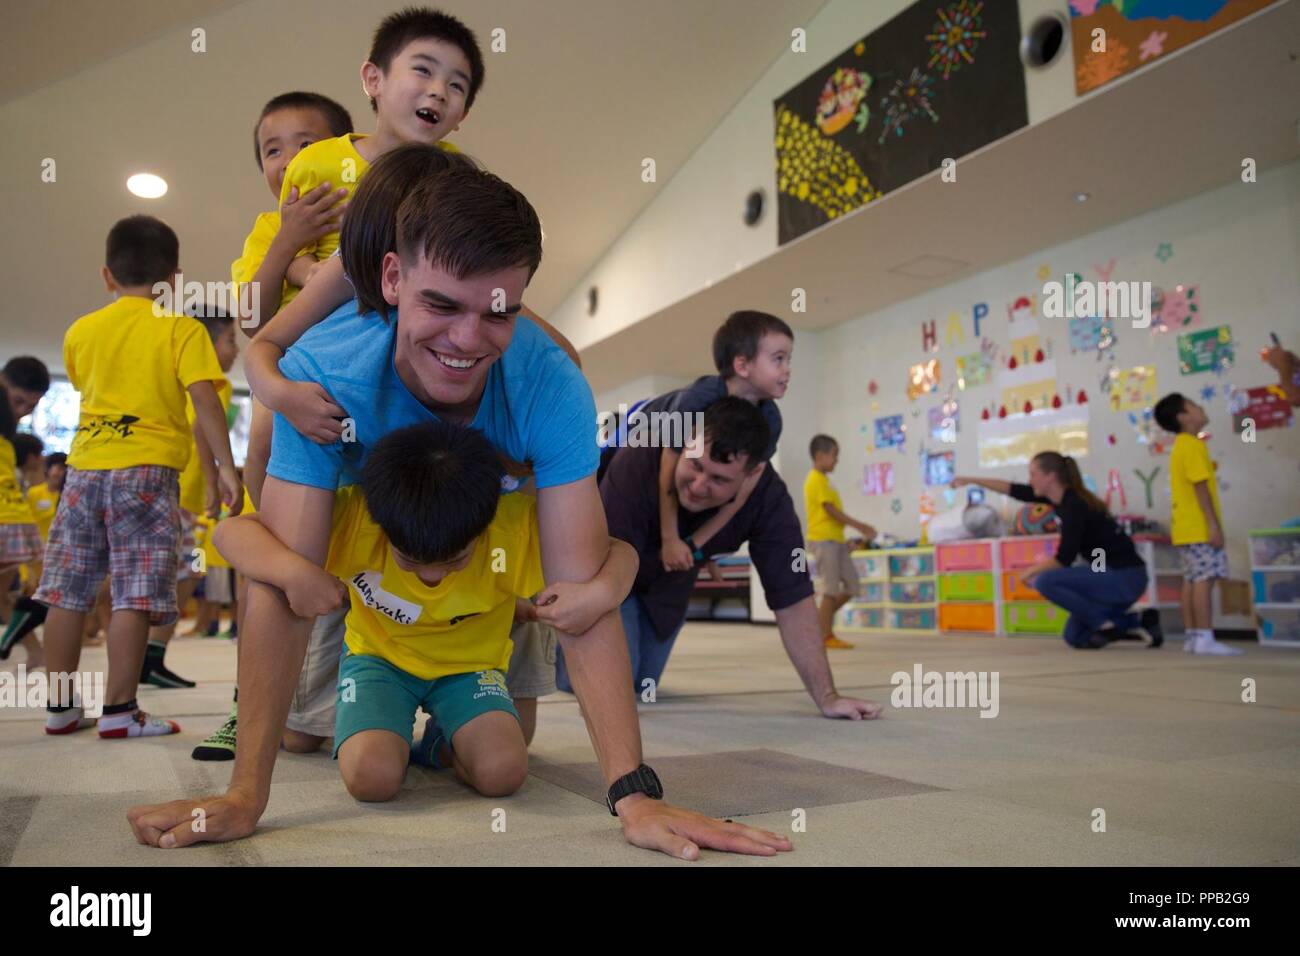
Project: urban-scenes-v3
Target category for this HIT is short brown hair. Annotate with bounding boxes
[714,310,794,379]
[340,144,479,318]
[395,166,543,287]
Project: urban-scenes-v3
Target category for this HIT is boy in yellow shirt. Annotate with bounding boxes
[804,435,876,650]
[1154,392,1241,656]
[33,215,244,737]
[26,452,66,543]
[214,420,636,803]
[0,397,46,667]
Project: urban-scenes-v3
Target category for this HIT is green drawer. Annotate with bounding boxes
[1004,601,1068,635]
[939,572,994,602]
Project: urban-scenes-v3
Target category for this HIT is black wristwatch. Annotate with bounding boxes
[606,764,663,816]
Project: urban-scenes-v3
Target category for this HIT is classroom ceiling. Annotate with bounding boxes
[0,0,829,375]
[580,0,1300,395]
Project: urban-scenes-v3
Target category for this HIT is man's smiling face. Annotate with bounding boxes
[382,250,529,417]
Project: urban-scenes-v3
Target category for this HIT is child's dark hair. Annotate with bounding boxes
[253,92,354,169]
[184,302,234,342]
[45,452,67,472]
[368,7,485,112]
[0,385,15,441]
[359,420,503,564]
[340,144,480,318]
[12,433,44,468]
[106,215,178,287]
[700,397,770,471]
[809,434,837,458]
[396,165,543,285]
[2,357,50,396]
[1154,393,1188,434]
[713,311,794,379]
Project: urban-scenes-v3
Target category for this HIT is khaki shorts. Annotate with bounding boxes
[285,605,348,737]
[809,539,860,597]
[506,620,558,699]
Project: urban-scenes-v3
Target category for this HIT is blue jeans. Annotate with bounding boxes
[555,594,685,695]
[1033,565,1149,648]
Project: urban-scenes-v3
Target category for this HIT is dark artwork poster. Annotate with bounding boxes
[773,0,1028,245]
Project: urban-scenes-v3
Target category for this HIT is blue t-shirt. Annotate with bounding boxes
[267,302,597,490]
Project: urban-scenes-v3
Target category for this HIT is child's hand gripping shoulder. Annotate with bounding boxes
[532,538,638,636]
[212,511,348,618]
[245,256,354,444]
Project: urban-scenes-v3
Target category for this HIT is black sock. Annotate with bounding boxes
[47,703,71,714]
[102,699,137,716]
[144,641,166,667]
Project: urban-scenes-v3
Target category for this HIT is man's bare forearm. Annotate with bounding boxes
[774,597,837,708]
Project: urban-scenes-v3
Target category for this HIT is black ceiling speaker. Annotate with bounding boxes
[1020,13,1067,69]
[744,189,764,226]
[587,286,598,316]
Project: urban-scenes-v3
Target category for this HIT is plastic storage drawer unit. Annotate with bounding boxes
[853,552,889,581]
[888,551,935,578]
[1256,606,1300,645]
[890,580,937,604]
[936,541,993,572]
[999,536,1058,570]
[1002,572,1044,601]
[1249,529,1300,569]
[841,605,887,630]
[889,607,937,631]
[939,603,996,632]
[1252,569,1300,605]
[858,580,886,604]
[1004,602,1068,635]
[939,572,995,602]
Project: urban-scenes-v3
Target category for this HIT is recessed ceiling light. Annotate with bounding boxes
[127,173,167,198]
[1074,191,1091,203]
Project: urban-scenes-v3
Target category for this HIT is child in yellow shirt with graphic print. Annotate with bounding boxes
[1154,392,1242,656]
[0,394,47,668]
[215,420,637,803]
[33,216,243,738]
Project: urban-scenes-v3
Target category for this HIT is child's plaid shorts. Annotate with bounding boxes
[34,465,181,625]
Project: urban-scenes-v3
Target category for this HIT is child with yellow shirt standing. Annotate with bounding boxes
[214,420,636,803]
[805,435,876,650]
[1154,393,1242,656]
[0,391,46,669]
[34,216,244,737]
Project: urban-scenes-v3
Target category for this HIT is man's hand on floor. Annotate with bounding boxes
[616,794,793,860]
[128,792,260,848]
[821,694,883,720]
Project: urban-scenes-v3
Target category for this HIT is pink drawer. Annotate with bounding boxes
[999,536,1058,570]
[937,540,993,571]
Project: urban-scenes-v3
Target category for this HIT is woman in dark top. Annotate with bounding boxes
[953,451,1163,650]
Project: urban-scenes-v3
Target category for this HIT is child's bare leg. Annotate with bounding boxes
[338,729,409,802]
[1190,579,1213,632]
[281,728,327,753]
[244,397,273,509]
[448,711,528,797]
[105,609,150,706]
[1180,579,1193,632]
[148,577,200,646]
[515,697,537,746]
[42,608,87,706]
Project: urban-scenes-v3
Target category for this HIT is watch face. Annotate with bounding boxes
[639,765,664,799]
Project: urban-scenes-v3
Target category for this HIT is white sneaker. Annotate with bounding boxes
[1193,636,1244,656]
[1182,634,1199,653]
[45,707,96,735]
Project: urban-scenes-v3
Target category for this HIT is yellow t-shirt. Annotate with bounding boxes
[1169,432,1222,545]
[63,296,226,471]
[231,211,299,309]
[804,469,845,542]
[25,482,59,540]
[178,379,233,515]
[198,489,256,570]
[326,486,543,681]
[0,438,35,526]
[278,134,459,261]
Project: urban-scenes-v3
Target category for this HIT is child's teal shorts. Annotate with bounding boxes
[332,651,518,757]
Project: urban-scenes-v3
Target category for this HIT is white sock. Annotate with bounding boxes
[98,709,180,738]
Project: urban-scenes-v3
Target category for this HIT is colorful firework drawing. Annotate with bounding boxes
[878,67,939,144]
[925,0,987,80]
[815,66,872,136]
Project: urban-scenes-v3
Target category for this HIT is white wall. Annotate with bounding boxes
[804,161,1300,575]
[550,0,1083,349]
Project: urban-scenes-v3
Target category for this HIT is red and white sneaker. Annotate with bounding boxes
[98,710,181,738]
[45,707,97,735]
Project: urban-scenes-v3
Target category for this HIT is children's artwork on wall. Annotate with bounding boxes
[923,450,956,486]
[1178,325,1234,375]
[862,462,896,495]
[1229,385,1294,432]
[1068,314,1102,352]
[874,414,907,448]
[1001,379,1059,415]
[1104,468,1127,510]
[1127,408,1169,455]
[907,359,941,400]
[1069,0,1283,95]
[956,352,991,389]
[1007,294,1037,324]
[1133,466,1161,509]
[976,408,1089,468]
[1107,366,1159,411]
[772,0,1028,245]
[890,497,903,514]
[928,399,959,442]
[1150,284,1199,333]
[918,490,938,527]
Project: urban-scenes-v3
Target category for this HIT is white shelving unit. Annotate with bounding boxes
[1249,529,1300,647]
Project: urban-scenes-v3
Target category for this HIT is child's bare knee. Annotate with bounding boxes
[342,754,404,802]
[468,750,528,797]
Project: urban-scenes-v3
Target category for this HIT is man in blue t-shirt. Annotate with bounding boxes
[127,166,790,861]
